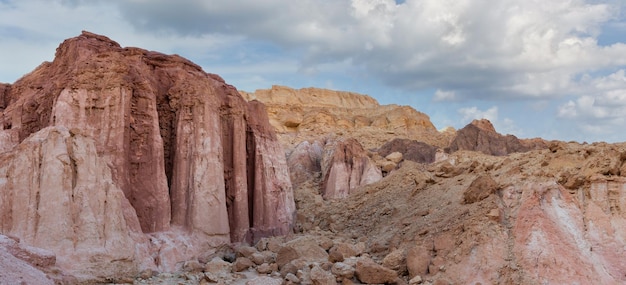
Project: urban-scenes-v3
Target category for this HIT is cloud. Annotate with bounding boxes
[433,89,457,101]
[556,69,626,138]
[458,106,499,123]
[112,0,626,101]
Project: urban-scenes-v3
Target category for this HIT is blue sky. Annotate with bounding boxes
[1,0,626,143]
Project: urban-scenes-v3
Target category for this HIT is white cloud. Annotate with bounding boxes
[114,0,624,101]
[556,69,626,139]
[433,89,457,101]
[458,106,499,123]
[1,0,626,142]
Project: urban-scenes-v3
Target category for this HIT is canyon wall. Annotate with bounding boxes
[0,31,295,280]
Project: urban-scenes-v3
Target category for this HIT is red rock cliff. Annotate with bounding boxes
[0,31,295,244]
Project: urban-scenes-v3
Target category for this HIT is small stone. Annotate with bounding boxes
[257,263,273,274]
[183,259,204,272]
[331,262,355,279]
[310,265,337,285]
[285,272,300,284]
[409,275,423,285]
[232,257,254,272]
[251,252,266,265]
[319,236,335,250]
[236,246,258,258]
[385,152,403,163]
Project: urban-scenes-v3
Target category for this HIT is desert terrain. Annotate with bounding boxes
[1,32,626,285]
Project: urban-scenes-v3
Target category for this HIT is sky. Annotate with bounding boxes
[1,0,626,143]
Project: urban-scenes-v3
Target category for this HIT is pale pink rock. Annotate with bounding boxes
[0,127,146,280]
[0,31,296,280]
[321,138,382,199]
[287,140,324,188]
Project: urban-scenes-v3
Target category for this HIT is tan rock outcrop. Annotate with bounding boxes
[241,86,450,149]
[0,31,295,280]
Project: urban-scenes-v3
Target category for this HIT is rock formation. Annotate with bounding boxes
[301,141,626,284]
[377,138,440,164]
[0,127,145,279]
[0,234,57,285]
[0,31,295,281]
[287,138,381,199]
[241,85,451,149]
[320,138,382,199]
[448,119,547,155]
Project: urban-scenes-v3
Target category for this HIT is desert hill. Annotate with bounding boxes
[241,86,451,150]
[1,32,625,285]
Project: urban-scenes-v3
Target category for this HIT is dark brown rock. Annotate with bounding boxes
[463,175,499,204]
[378,138,438,164]
[447,119,547,156]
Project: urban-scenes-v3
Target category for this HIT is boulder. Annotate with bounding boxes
[355,256,398,284]
[462,175,499,204]
[406,245,431,278]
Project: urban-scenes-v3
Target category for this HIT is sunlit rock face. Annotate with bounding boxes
[0,31,295,280]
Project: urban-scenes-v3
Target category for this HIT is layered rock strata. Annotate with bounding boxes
[241,86,451,149]
[0,31,295,279]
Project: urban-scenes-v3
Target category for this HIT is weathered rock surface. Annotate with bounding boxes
[300,140,626,284]
[448,119,547,155]
[0,127,146,279]
[321,138,382,199]
[355,256,398,284]
[0,31,295,281]
[0,234,56,285]
[377,138,439,164]
[287,138,381,199]
[241,85,451,150]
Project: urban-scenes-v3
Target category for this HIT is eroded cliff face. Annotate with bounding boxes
[0,127,145,279]
[241,85,450,150]
[0,31,295,280]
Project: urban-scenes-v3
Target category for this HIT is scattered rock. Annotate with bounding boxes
[232,257,254,272]
[463,175,499,204]
[310,264,338,285]
[355,256,398,284]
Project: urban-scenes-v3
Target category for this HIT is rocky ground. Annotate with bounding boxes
[3,32,626,285]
